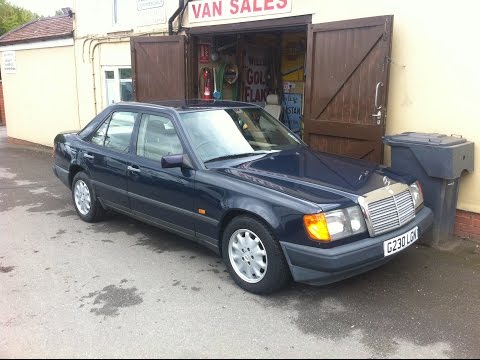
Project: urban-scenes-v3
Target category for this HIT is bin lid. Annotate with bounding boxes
[384,132,467,146]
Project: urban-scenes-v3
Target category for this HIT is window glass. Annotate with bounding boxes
[103,67,132,106]
[103,112,136,153]
[119,68,131,79]
[90,119,109,146]
[136,114,183,161]
[180,108,301,163]
[120,81,133,101]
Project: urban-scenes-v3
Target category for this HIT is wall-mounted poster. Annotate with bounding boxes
[199,43,210,64]
[244,47,269,104]
[283,93,302,133]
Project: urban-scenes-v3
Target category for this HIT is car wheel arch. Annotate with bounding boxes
[68,164,88,188]
[218,207,280,250]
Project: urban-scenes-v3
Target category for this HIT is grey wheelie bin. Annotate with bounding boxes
[383,132,474,247]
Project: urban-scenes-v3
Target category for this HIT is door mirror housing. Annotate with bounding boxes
[161,154,193,169]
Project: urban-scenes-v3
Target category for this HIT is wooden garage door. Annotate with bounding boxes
[303,16,393,163]
[130,36,189,102]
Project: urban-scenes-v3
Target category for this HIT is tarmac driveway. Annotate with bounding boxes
[1,127,479,358]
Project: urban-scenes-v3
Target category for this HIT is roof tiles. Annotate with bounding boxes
[0,15,73,45]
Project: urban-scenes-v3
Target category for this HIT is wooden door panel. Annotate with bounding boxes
[319,45,385,124]
[309,134,382,162]
[131,36,187,102]
[304,15,393,163]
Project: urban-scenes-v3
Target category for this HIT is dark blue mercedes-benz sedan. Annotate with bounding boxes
[53,100,433,294]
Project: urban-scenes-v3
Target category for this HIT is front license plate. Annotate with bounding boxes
[383,227,418,257]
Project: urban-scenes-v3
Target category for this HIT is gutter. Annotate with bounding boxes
[168,0,185,36]
[0,33,73,47]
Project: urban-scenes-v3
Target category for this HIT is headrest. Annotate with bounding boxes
[146,120,166,134]
[266,94,280,105]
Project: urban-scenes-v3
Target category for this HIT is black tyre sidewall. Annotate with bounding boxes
[222,216,291,295]
[71,171,103,223]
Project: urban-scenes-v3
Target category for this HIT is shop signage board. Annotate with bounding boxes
[137,0,164,11]
[2,51,16,74]
[189,0,292,24]
[116,0,166,26]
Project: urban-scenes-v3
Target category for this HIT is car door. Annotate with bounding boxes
[127,112,196,237]
[81,110,138,209]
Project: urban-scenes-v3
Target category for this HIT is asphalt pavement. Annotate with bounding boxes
[1,127,479,358]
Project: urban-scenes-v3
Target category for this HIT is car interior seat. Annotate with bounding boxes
[263,94,283,121]
[143,120,167,160]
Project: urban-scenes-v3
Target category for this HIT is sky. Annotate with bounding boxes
[7,0,74,16]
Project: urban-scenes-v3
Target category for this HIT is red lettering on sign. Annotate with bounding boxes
[247,69,254,85]
[254,71,260,84]
[264,0,274,10]
[254,89,261,102]
[192,3,202,18]
[202,3,211,17]
[240,0,251,13]
[230,0,239,14]
[213,1,222,16]
[253,0,261,11]
[245,86,251,102]
[276,0,287,9]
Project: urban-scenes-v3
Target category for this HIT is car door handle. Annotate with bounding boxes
[84,153,94,160]
[127,165,141,173]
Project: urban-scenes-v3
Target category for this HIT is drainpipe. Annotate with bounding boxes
[90,38,130,115]
[168,0,185,36]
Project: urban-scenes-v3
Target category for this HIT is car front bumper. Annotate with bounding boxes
[280,206,434,286]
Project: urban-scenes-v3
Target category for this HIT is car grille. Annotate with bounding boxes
[360,184,416,237]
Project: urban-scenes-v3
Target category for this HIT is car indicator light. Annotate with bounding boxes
[303,213,331,242]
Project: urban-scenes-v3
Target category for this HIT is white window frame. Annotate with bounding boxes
[102,66,133,107]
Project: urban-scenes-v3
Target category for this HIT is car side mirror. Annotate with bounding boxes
[161,154,193,169]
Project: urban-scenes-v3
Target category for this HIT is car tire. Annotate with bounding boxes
[71,171,105,223]
[222,215,291,295]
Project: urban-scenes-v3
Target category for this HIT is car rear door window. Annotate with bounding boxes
[90,120,109,146]
[90,111,137,153]
[136,114,183,161]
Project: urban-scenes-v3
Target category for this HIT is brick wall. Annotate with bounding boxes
[455,210,480,242]
[0,82,5,126]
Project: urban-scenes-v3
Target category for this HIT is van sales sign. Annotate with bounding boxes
[189,0,292,23]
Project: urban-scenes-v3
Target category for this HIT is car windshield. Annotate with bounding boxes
[180,107,302,163]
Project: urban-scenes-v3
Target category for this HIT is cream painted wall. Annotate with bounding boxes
[74,40,132,127]
[2,45,80,147]
[73,0,181,37]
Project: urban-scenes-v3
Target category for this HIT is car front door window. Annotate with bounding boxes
[136,114,183,161]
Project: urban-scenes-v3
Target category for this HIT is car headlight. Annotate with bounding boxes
[304,205,368,242]
[409,181,424,210]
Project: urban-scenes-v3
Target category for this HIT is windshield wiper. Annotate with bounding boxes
[204,151,273,164]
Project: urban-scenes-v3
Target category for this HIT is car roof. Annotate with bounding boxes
[116,99,259,113]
